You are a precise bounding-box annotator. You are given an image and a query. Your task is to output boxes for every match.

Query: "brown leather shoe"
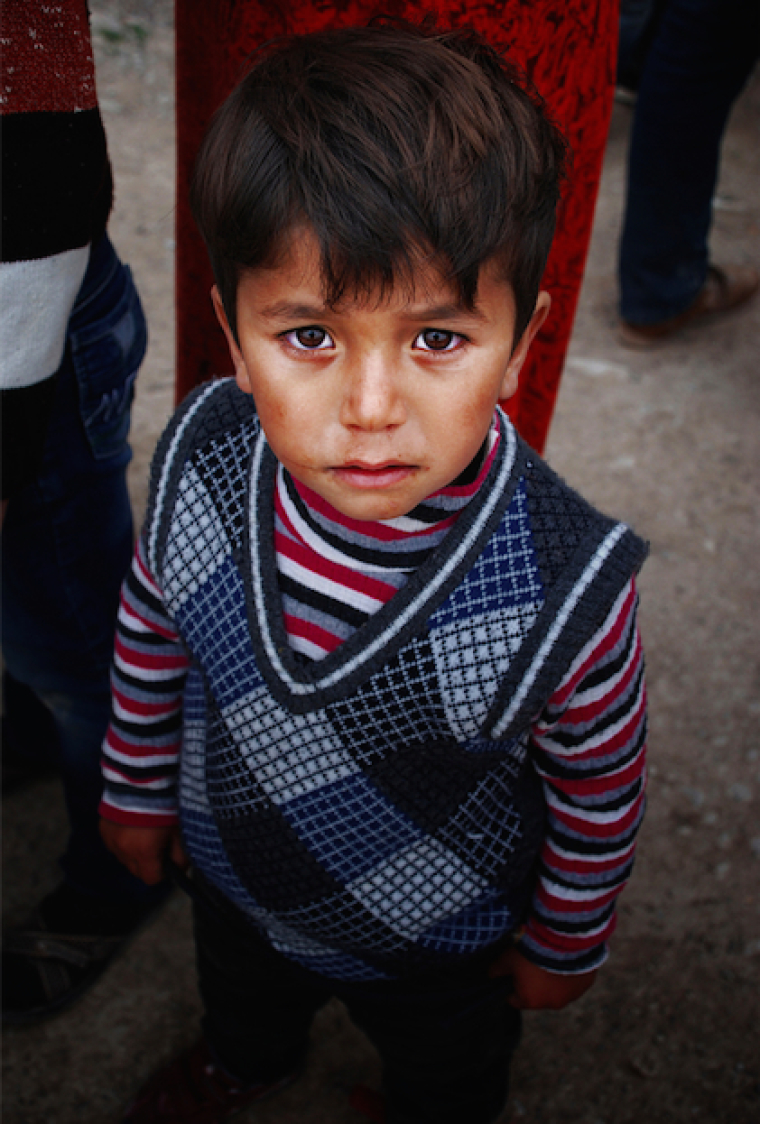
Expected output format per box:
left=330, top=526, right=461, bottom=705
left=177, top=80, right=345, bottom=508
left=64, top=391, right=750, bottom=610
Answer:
left=618, top=263, right=759, bottom=348
left=122, top=1039, right=299, bottom=1123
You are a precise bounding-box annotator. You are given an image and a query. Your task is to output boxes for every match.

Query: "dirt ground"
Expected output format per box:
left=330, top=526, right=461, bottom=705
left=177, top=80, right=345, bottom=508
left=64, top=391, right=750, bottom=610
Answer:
left=3, top=3, right=759, bottom=1122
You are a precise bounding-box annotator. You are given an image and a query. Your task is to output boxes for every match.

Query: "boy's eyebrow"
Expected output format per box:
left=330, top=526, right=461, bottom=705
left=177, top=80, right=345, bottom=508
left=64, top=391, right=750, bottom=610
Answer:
left=258, top=300, right=487, bottom=322
left=259, top=301, right=329, bottom=321
left=405, top=302, right=486, bottom=322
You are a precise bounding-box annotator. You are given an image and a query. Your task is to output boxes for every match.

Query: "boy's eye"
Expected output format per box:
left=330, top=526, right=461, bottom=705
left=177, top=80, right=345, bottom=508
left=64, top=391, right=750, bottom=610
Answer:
left=284, top=326, right=334, bottom=350
left=414, top=329, right=462, bottom=352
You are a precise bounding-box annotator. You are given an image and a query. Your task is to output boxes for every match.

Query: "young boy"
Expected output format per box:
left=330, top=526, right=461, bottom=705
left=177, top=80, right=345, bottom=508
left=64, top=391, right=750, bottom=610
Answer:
left=100, top=23, right=648, bottom=1124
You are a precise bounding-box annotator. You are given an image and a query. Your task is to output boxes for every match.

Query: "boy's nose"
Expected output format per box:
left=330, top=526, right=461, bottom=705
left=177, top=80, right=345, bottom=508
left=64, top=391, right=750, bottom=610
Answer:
left=340, top=353, right=406, bottom=431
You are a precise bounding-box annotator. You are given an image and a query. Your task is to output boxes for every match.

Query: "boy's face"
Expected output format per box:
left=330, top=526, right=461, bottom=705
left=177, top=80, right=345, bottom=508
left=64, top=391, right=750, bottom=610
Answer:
left=214, top=230, right=549, bottom=522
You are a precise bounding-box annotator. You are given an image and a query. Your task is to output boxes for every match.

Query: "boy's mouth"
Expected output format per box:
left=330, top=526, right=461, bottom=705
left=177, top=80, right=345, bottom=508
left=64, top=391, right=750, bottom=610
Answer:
left=332, top=461, right=416, bottom=488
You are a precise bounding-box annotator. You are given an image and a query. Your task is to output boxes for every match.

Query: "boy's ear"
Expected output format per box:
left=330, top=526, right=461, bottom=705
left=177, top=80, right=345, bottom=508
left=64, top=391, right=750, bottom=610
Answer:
left=499, top=291, right=551, bottom=401
left=211, top=286, right=250, bottom=393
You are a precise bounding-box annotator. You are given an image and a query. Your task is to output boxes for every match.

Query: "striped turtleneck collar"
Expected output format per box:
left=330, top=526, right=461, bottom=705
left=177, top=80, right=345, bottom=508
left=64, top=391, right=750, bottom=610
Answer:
left=274, top=414, right=501, bottom=661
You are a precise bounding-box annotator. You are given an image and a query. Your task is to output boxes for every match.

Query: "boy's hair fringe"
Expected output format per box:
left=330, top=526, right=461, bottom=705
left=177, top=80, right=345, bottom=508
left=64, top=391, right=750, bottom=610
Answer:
left=191, top=19, right=568, bottom=343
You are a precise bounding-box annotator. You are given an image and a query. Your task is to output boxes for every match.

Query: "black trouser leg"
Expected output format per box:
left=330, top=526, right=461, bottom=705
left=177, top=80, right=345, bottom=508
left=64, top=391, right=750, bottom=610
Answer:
left=193, top=897, right=330, bottom=1084
left=194, top=889, right=520, bottom=1120
left=340, top=971, right=521, bottom=1124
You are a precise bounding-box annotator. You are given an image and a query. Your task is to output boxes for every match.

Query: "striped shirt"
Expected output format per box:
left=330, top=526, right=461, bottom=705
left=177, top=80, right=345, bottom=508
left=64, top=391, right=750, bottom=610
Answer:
left=101, top=432, right=646, bottom=973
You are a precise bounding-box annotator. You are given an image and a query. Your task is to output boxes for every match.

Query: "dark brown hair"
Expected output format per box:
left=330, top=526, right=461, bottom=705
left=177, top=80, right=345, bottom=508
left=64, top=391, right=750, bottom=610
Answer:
left=191, top=21, right=567, bottom=344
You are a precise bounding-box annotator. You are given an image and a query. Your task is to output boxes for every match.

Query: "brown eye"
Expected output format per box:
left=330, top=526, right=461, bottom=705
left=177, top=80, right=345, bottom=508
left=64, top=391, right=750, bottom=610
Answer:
left=416, top=329, right=459, bottom=351
left=294, top=326, right=329, bottom=349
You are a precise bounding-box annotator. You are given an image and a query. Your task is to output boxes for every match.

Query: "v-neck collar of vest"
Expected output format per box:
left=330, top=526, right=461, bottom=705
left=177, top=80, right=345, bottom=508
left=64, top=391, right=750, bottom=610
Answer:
left=244, top=408, right=526, bottom=709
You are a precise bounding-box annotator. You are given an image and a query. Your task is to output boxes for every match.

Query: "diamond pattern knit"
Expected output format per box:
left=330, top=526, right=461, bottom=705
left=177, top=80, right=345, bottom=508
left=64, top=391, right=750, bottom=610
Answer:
left=103, top=379, right=648, bottom=978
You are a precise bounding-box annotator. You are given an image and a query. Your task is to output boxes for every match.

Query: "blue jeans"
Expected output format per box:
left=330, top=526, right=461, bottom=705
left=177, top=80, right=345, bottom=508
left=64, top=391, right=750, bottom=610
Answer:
left=617, top=0, right=660, bottom=89
left=2, top=235, right=163, bottom=905
left=619, top=0, right=760, bottom=324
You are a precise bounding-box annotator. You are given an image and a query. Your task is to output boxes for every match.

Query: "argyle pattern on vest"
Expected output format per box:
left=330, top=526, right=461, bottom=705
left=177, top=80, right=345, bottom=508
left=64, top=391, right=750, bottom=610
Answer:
left=145, top=379, right=646, bottom=979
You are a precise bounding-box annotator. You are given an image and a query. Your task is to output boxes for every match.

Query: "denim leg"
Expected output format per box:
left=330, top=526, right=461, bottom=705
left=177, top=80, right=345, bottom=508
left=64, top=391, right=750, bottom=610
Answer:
left=617, top=0, right=659, bottom=88
left=1, top=235, right=162, bottom=905
left=2, top=670, right=60, bottom=771
left=619, top=0, right=760, bottom=324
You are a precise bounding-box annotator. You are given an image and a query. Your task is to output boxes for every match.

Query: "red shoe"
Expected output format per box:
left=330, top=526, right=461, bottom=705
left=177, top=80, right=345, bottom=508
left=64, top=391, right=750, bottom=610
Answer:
left=122, top=1039, right=298, bottom=1123
left=350, top=1084, right=387, bottom=1123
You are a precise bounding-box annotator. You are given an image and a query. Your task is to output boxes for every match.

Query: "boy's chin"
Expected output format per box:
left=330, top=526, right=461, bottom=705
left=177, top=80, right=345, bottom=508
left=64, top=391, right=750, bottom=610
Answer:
left=289, top=467, right=430, bottom=523
left=320, top=485, right=424, bottom=524
left=324, top=494, right=420, bottom=523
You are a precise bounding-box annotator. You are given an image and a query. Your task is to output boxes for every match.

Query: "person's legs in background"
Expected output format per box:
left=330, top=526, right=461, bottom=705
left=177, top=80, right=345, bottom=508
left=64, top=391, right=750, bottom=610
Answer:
left=618, top=0, right=760, bottom=339
left=617, top=0, right=662, bottom=94
left=2, top=671, right=60, bottom=789
left=2, top=234, right=169, bottom=1024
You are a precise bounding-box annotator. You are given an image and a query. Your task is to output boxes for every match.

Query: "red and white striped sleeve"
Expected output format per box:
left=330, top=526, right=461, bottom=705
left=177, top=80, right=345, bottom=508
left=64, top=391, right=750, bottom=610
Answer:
left=521, top=577, right=647, bottom=974
left=99, top=536, right=189, bottom=826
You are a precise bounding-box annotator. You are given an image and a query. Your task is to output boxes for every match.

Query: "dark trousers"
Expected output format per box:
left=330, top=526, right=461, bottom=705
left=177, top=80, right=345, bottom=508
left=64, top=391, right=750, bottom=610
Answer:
left=1, top=235, right=162, bottom=907
left=619, top=0, right=760, bottom=323
left=193, top=893, right=521, bottom=1124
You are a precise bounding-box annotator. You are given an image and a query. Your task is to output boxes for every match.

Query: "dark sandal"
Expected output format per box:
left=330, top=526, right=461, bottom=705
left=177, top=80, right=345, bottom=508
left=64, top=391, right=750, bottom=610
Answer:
left=2, top=908, right=126, bottom=1025
left=2, top=880, right=171, bottom=1027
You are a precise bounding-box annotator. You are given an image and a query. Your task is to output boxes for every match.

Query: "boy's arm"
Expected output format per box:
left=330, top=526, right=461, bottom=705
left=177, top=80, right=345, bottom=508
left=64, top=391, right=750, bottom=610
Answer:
left=99, top=537, right=190, bottom=872
left=515, top=578, right=647, bottom=992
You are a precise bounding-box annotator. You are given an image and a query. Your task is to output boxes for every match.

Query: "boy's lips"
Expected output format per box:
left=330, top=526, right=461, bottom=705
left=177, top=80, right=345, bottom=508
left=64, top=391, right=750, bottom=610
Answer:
left=331, top=461, right=417, bottom=488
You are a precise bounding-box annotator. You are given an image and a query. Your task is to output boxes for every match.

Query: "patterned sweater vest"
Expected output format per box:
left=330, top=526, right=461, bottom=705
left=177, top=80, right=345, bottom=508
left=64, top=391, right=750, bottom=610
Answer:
left=145, top=379, right=647, bottom=980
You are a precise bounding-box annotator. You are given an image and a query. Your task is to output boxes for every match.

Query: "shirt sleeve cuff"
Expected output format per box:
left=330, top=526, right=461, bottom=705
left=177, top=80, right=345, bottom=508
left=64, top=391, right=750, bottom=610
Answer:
left=98, top=799, right=179, bottom=829
left=516, top=928, right=609, bottom=975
